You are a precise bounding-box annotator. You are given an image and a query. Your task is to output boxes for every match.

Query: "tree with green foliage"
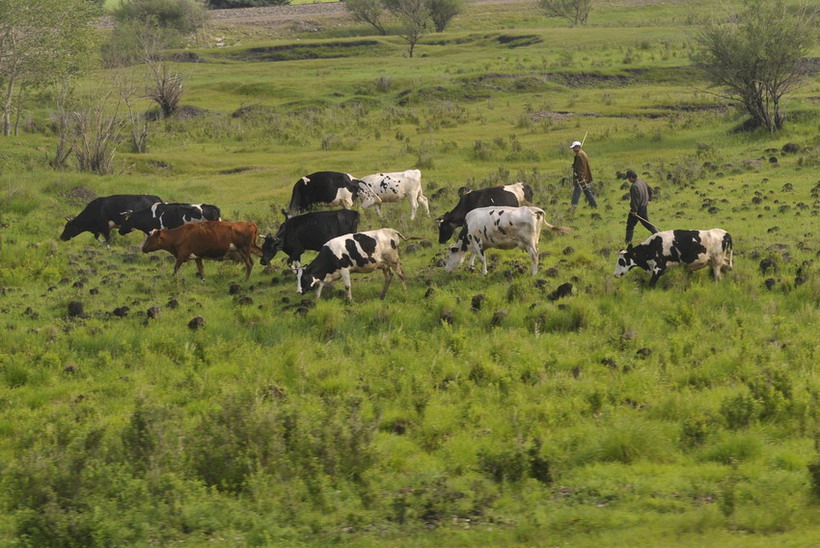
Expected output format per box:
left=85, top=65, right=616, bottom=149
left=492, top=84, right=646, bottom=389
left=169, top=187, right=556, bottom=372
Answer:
left=0, top=0, right=100, bottom=136
left=345, top=0, right=388, bottom=35
left=691, top=0, right=817, bottom=133
left=384, top=0, right=431, bottom=58
left=537, top=0, right=593, bottom=26
left=427, top=0, right=463, bottom=32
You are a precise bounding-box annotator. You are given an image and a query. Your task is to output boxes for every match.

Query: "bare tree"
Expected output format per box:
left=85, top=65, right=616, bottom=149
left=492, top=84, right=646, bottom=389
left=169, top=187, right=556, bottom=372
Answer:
left=345, top=0, right=388, bottom=35
left=385, top=0, right=431, bottom=58
left=58, top=92, right=127, bottom=175
left=692, top=0, right=817, bottom=132
left=537, top=0, right=593, bottom=26
left=146, top=62, right=184, bottom=119
left=113, top=70, right=150, bottom=153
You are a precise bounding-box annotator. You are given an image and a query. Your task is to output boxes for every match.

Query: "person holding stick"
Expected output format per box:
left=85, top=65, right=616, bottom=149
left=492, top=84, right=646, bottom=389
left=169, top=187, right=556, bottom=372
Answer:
left=624, top=169, right=659, bottom=244
left=569, top=139, right=598, bottom=209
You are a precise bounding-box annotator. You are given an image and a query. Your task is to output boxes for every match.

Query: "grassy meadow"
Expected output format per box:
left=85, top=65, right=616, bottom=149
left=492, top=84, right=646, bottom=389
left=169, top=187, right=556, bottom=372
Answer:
left=1, top=0, right=819, bottom=545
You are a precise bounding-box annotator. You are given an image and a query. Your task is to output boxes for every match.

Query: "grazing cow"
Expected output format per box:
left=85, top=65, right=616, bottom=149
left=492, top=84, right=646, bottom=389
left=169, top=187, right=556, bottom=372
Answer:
left=357, top=169, right=430, bottom=220
left=142, top=221, right=263, bottom=281
left=118, top=202, right=221, bottom=236
left=436, top=182, right=533, bottom=243
left=444, top=206, right=570, bottom=276
left=613, top=229, right=733, bottom=287
left=296, top=229, right=407, bottom=301
left=261, top=209, right=360, bottom=268
left=287, top=171, right=364, bottom=213
left=60, top=194, right=162, bottom=244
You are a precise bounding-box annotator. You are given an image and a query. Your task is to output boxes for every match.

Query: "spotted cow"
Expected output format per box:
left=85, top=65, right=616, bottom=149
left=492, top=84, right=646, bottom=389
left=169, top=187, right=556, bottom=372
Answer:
left=296, top=228, right=407, bottom=301
left=286, top=171, right=364, bottom=213
left=613, top=229, right=733, bottom=287
left=357, top=169, right=430, bottom=220
left=436, top=182, right=533, bottom=243
left=444, top=206, right=570, bottom=276
left=60, top=194, right=162, bottom=244
left=118, top=202, right=221, bottom=236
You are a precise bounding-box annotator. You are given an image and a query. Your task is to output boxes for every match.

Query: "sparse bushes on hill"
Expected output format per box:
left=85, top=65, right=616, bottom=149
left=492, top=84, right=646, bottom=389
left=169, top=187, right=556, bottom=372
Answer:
left=206, top=0, right=290, bottom=7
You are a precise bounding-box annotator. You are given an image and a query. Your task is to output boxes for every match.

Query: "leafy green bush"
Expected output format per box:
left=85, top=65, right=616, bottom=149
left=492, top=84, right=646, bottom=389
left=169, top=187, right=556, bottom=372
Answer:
left=113, top=0, right=208, bottom=34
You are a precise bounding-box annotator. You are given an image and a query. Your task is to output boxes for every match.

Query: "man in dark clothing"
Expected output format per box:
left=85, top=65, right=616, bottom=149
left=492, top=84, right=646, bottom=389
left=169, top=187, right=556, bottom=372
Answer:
left=624, top=169, right=659, bottom=244
left=570, top=141, right=598, bottom=209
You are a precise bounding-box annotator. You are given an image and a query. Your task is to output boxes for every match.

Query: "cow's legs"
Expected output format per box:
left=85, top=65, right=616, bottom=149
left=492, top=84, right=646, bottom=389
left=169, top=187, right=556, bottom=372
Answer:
left=340, top=269, right=354, bottom=301
left=528, top=245, right=539, bottom=276
left=315, top=281, right=325, bottom=299
left=374, top=204, right=383, bottom=218
left=409, top=196, right=418, bottom=220
left=418, top=194, right=430, bottom=217
left=648, top=270, right=663, bottom=288
left=479, top=249, right=488, bottom=276
left=379, top=266, right=393, bottom=299
left=395, top=261, right=407, bottom=290
left=240, top=251, right=253, bottom=281
left=194, top=258, right=205, bottom=280
left=711, top=260, right=722, bottom=281
left=173, top=258, right=187, bottom=276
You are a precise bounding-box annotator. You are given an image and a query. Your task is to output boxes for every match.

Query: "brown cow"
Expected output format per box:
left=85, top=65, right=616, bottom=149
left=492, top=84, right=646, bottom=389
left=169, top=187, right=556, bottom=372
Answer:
left=142, top=221, right=263, bottom=281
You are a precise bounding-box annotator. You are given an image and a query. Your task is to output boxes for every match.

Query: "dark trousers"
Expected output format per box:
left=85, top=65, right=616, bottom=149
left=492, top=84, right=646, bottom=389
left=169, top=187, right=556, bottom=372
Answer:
left=625, top=206, right=658, bottom=243
left=571, top=183, right=597, bottom=208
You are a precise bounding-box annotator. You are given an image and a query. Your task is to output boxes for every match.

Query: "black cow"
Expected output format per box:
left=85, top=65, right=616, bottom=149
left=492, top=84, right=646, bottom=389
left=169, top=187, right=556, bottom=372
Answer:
left=60, top=194, right=162, bottom=244
left=287, top=171, right=364, bottom=213
left=436, top=182, right=533, bottom=243
left=261, top=209, right=360, bottom=268
left=613, top=229, right=734, bottom=287
left=118, top=202, right=221, bottom=236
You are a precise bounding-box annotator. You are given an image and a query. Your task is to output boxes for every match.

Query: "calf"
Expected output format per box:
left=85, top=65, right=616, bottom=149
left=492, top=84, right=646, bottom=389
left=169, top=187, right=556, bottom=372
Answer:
left=261, top=209, right=360, bottom=268
left=357, top=169, right=430, bottom=220
left=119, top=202, right=221, bottom=236
left=287, top=171, right=364, bottom=213
left=142, top=221, right=263, bottom=281
left=436, top=182, right=533, bottom=243
left=444, top=206, right=570, bottom=276
left=613, top=229, right=733, bottom=287
left=60, top=194, right=162, bottom=244
left=296, top=229, right=407, bottom=301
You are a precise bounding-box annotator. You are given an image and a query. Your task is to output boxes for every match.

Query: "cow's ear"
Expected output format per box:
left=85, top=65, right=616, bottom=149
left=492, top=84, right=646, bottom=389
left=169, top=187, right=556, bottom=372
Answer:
left=434, top=217, right=443, bottom=224
left=65, top=216, right=73, bottom=222
left=626, top=243, right=633, bottom=252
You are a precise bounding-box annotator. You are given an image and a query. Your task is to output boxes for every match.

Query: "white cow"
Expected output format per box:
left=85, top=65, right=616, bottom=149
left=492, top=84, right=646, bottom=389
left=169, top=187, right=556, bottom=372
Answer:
left=296, top=228, right=407, bottom=301
left=357, top=169, right=430, bottom=220
left=444, top=206, right=570, bottom=276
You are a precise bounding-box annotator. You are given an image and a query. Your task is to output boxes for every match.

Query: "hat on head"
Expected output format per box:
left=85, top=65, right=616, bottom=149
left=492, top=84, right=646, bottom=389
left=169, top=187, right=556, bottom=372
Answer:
left=626, top=169, right=637, bottom=179
left=570, top=141, right=582, bottom=148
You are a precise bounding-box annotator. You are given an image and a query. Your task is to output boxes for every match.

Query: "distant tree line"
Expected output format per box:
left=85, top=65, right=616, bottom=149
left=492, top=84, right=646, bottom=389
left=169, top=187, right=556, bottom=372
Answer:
left=206, top=0, right=290, bottom=7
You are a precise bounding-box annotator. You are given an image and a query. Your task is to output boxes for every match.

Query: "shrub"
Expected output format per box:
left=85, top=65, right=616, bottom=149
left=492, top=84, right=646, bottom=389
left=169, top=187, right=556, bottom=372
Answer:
left=113, top=0, right=208, bottom=35
left=207, top=0, right=289, bottom=6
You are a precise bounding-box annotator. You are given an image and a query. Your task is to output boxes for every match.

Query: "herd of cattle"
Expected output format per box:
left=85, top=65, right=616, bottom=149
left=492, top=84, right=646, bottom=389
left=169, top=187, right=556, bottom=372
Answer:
left=59, top=170, right=734, bottom=299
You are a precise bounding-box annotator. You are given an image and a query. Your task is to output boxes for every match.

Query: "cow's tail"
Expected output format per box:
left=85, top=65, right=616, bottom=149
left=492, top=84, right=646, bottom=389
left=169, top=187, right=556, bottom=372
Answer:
left=723, top=232, right=733, bottom=271
left=544, top=223, right=571, bottom=235
left=393, top=230, right=422, bottom=241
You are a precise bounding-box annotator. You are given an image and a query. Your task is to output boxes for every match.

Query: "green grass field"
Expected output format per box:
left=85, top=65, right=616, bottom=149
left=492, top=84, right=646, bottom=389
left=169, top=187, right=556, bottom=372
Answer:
left=1, top=0, right=819, bottom=545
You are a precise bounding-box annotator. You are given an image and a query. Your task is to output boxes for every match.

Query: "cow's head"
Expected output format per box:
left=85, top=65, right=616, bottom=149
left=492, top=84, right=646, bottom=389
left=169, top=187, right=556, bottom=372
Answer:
left=614, top=245, right=638, bottom=277
left=296, top=266, right=319, bottom=295
left=444, top=243, right=467, bottom=272
left=436, top=218, right=458, bottom=244
left=59, top=216, right=79, bottom=241
left=118, top=210, right=134, bottom=236
left=260, top=233, right=282, bottom=266
left=142, top=229, right=163, bottom=253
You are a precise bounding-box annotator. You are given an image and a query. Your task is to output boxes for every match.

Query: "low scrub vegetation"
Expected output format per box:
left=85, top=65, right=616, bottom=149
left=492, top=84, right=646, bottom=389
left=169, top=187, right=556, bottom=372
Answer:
left=0, top=0, right=818, bottom=545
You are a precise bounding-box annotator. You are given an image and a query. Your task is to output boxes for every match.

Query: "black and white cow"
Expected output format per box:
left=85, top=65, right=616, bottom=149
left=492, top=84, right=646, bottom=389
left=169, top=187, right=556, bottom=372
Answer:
left=60, top=194, right=163, bottom=244
left=357, top=169, right=430, bottom=220
left=286, top=171, right=364, bottom=213
left=444, top=206, right=570, bottom=276
left=260, top=209, right=360, bottom=268
left=436, top=182, right=533, bottom=243
left=613, top=229, right=733, bottom=287
left=118, top=202, right=221, bottom=236
left=296, top=228, right=407, bottom=301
